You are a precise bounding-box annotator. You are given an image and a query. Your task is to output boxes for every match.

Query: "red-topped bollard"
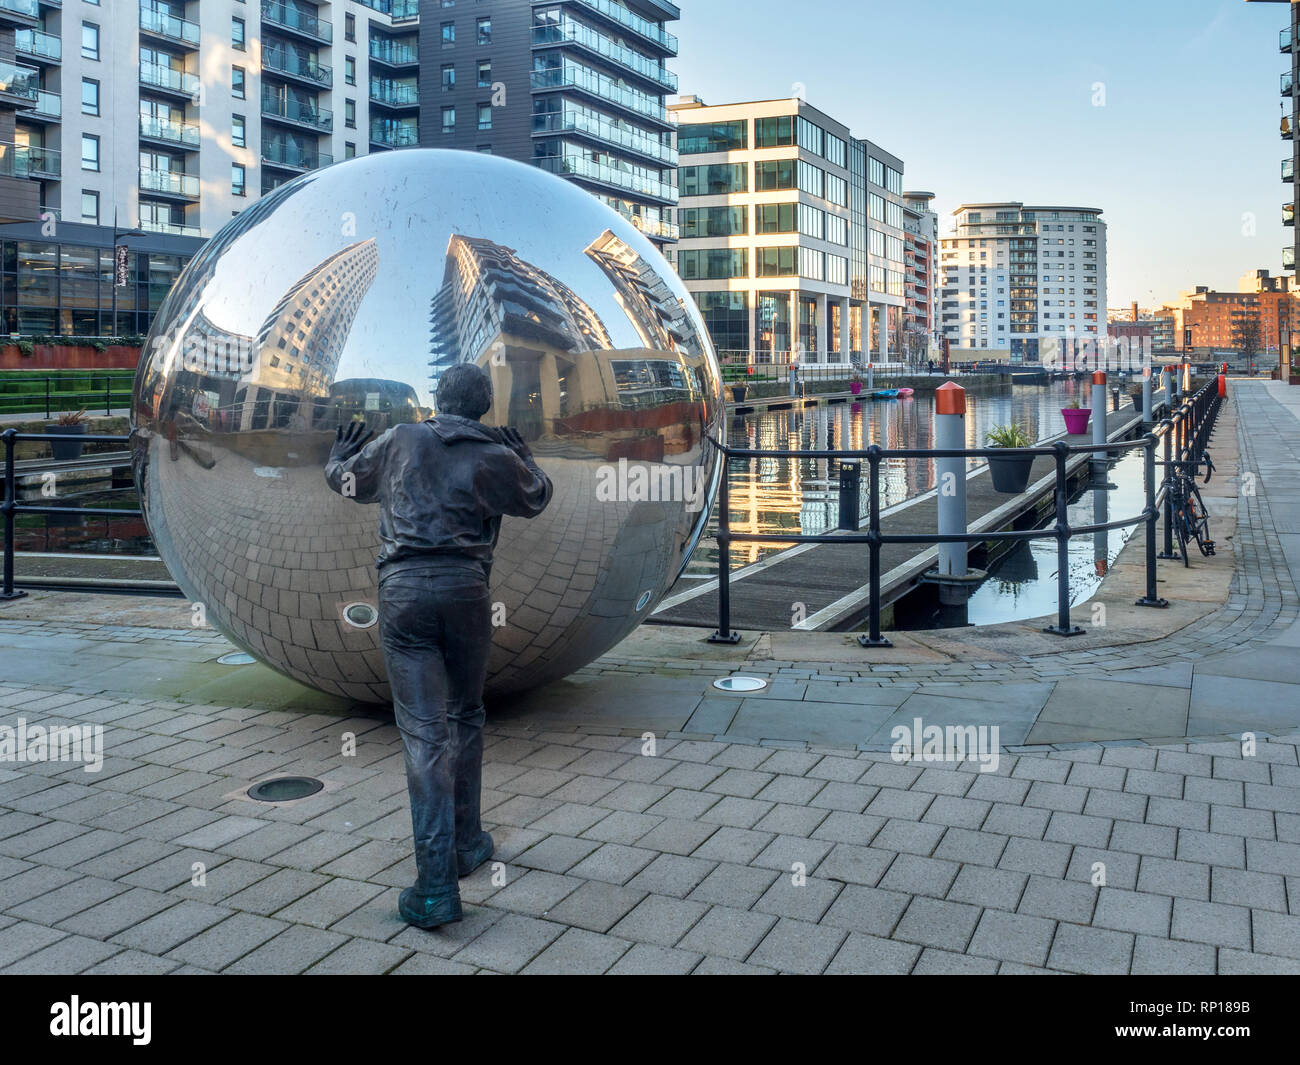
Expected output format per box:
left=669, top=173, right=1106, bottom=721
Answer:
left=1091, top=370, right=1107, bottom=471
left=1218, top=373, right=1227, bottom=398
left=935, top=382, right=967, bottom=580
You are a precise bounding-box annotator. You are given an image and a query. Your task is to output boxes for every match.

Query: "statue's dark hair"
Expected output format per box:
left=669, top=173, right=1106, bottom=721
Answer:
left=436, top=363, right=493, bottom=420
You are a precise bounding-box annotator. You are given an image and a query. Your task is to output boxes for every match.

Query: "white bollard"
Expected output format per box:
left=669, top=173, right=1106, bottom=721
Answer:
left=935, top=382, right=966, bottom=578
left=1141, top=365, right=1153, bottom=427
left=1091, top=370, right=1107, bottom=470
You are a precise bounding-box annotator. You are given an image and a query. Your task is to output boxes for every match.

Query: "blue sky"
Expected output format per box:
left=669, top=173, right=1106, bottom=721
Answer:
left=673, top=0, right=1287, bottom=309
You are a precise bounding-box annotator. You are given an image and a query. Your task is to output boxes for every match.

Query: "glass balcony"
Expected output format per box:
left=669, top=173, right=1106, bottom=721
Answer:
left=0, top=142, right=59, bottom=178
left=1285, top=71, right=1295, bottom=96
left=359, top=0, right=419, bottom=17
left=14, top=27, right=59, bottom=61
left=533, top=106, right=677, bottom=166
left=140, top=167, right=200, bottom=198
left=1285, top=246, right=1296, bottom=269
left=0, top=60, right=39, bottom=102
left=262, top=50, right=333, bottom=87
left=1286, top=203, right=1295, bottom=226
left=1285, top=158, right=1294, bottom=182
left=262, top=140, right=333, bottom=171
left=369, top=121, right=418, bottom=147
left=533, top=19, right=678, bottom=91
left=0, top=0, right=39, bottom=20
left=140, top=62, right=200, bottom=96
left=31, top=88, right=59, bottom=120
left=140, top=114, right=201, bottom=148
left=141, top=218, right=202, bottom=238
left=536, top=154, right=676, bottom=203
left=570, top=0, right=677, bottom=53
left=261, top=1, right=333, bottom=44
left=1283, top=26, right=1294, bottom=51
left=262, top=88, right=334, bottom=131
left=369, top=79, right=418, bottom=107
left=369, top=38, right=418, bottom=66
left=139, top=6, right=200, bottom=47
left=531, top=61, right=670, bottom=125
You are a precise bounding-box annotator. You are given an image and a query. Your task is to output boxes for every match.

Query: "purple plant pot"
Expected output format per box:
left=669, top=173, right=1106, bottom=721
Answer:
left=850, top=381, right=862, bottom=395
left=1061, top=407, right=1091, bottom=435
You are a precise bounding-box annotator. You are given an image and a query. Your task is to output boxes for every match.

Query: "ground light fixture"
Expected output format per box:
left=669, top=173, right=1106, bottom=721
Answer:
left=216, top=652, right=256, bottom=665
left=712, top=675, right=769, bottom=693
left=247, top=777, right=325, bottom=802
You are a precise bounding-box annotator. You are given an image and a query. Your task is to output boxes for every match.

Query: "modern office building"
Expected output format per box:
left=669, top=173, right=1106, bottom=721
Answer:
left=901, top=190, right=937, bottom=358
left=1246, top=0, right=1298, bottom=276
left=0, top=0, right=422, bottom=335
left=939, top=202, right=1107, bottom=363
left=419, top=0, right=680, bottom=245
left=668, top=94, right=907, bottom=365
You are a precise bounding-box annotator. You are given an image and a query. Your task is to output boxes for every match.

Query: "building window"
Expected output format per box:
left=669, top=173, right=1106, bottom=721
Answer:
left=679, top=163, right=747, bottom=196
left=477, top=59, right=491, bottom=87
left=677, top=120, right=747, bottom=154
left=232, top=17, right=246, bottom=51
left=679, top=206, right=747, bottom=238
left=676, top=248, right=748, bottom=280
left=345, top=13, right=356, bottom=41
left=756, top=247, right=798, bottom=277
left=232, top=163, right=246, bottom=197
left=232, top=113, right=246, bottom=147
left=81, top=134, right=100, bottom=171
left=754, top=158, right=795, bottom=191
left=477, top=103, right=491, bottom=130
left=755, top=203, right=796, bottom=234
left=81, top=22, right=100, bottom=60
left=441, top=64, right=455, bottom=91
left=81, top=190, right=100, bottom=225
left=345, top=99, right=356, bottom=128
left=232, top=67, right=246, bottom=99
left=81, top=78, right=99, bottom=116
left=442, top=106, right=455, bottom=134
left=754, top=115, right=793, bottom=148
left=477, top=17, right=490, bottom=44
left=441, top=21, right=455, bottom=47
left=345, top=57, right=356, bottom=85
left=345, top=142, right=357, bottom=159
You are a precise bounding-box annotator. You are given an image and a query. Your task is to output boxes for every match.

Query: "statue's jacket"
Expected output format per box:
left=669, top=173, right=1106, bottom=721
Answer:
left=325, top=413, right=552, bottom=581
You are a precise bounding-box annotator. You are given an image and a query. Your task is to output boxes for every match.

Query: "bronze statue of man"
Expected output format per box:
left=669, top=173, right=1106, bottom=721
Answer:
left=325, top=363, right=552, bottom=928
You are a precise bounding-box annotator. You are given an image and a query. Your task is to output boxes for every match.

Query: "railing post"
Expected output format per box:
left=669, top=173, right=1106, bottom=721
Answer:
left=1136, top=432, right=1169, bottom=609
left=858, top=445, right=892, bottom=648
left=1044, top=440, right=1083, bottom=636
left=105, top=376, right=111, bottom=416
left=1, top=429, right=26, bottom=601
left=44, top=377, right=50, bottom=420
left=708, top=443, right=740, bottom=644
left=1158, top=416, right=1177, bottom=559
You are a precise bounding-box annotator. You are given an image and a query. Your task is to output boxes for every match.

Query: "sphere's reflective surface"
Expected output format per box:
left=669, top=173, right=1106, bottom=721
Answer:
left=132, top=150, right=723, bottom=702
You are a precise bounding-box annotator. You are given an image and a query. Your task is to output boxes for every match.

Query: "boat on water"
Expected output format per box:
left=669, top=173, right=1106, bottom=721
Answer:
left=896, top=387, right=914, bottom=397
left=870, top=388, right=900, bottom=399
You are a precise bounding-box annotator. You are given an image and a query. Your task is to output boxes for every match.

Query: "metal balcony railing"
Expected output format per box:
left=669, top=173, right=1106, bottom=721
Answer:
left=140, top=114, right=201, bottom=148
left=139, top=62, right=200, bottom=96
left=0, top=141, right=59, bottom=178
left=14, top=27, right=59, bottom=61
left=139, top=167, right=199, bottom=198
left=261, top=1, right=333, bottom=43
left=261, top=89, right=334, bottom=131
left=139, top=6, right=200, bottom=46
left=262, top=50, right=333, bottom=87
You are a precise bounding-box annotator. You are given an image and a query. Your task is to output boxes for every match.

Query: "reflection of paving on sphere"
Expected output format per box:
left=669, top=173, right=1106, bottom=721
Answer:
left=132, top=150, right=723, bottom=704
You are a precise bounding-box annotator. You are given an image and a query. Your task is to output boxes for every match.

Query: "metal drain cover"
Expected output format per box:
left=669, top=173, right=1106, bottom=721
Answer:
left=712, top=675, right=769, bottom=693
left=247, top=777, right=324, bottom=803
left=217, top=652, right=255, bottom=665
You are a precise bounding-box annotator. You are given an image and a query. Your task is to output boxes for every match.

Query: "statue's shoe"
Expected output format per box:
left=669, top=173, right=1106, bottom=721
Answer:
left=398, top=887, right=463, bottom=929
left=457, top=831, right=495, bottom=878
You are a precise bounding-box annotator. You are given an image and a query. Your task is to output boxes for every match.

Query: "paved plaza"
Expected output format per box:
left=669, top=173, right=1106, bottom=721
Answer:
left=0, top=381, right=1297, bottom=973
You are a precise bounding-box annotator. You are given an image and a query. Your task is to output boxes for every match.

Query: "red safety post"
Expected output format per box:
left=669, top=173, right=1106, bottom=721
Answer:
left=1218, top=373, right=1227, bottom=398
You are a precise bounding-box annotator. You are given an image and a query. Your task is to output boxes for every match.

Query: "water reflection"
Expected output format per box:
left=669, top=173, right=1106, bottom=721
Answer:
left=688, top=380, right=1095, bottom=574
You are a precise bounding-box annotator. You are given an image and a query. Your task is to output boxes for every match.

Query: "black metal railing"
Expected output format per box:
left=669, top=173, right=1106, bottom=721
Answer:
left=0, top=430, right=140, bottom=599
left=0, top=375, right=133, bottom=418
left=707, top=380, right=1223, bottom=645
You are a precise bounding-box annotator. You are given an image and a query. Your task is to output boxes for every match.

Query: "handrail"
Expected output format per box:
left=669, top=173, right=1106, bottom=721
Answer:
left=1, top=429, right=141, bottom=600
left=706, top=379, right=1223, bottom=645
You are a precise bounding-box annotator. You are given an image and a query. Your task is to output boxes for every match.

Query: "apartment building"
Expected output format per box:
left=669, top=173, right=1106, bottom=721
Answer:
left=420, top=0, right=680, bottom=245
left=902, top=189, right=937, bottom=357
left=940, top=202, right=1108, bottom=363
left=668, top=94, right=907, bottom=365
left=1247, top=0, right=1298, bottom=276
left=0, top=0, right=423, bottom=335
left=1160, top=269, right=1297, bottom=354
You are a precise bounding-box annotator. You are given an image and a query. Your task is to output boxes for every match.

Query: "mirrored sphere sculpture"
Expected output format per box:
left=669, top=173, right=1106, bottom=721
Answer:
left=132, top=150, right=724, bottom=702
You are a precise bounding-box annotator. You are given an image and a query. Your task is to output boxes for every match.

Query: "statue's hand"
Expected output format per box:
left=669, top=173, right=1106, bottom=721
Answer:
left=329, top=420, right=373, bottom=464
left=499, top=426, right=532, bottom=459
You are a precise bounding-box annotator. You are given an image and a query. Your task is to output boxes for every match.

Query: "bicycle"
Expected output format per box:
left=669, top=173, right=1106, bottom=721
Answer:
left=1167, top=453, right=1216, bottom=566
